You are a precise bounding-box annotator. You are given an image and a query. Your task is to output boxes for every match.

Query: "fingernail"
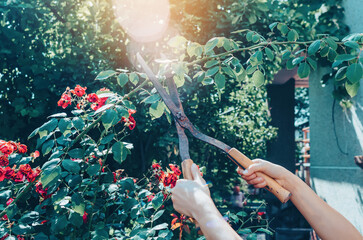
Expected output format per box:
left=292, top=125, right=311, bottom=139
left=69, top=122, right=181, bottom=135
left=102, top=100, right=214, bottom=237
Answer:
left=242, top=169, right=248, bottom=175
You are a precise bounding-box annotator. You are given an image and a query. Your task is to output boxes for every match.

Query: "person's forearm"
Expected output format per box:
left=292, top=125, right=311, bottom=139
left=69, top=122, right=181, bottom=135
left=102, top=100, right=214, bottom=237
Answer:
left=193, top=200, right=241, bottom=240
left=285, top=172, right=362, bottom=240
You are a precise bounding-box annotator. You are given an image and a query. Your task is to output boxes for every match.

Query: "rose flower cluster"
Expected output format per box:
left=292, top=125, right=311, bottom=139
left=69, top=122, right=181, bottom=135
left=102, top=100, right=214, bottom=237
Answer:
left=152, top=163, right=182, bottom=188
left=0, top=140, right=41, bottom=183
left=57, top=85, right=136, bottom=130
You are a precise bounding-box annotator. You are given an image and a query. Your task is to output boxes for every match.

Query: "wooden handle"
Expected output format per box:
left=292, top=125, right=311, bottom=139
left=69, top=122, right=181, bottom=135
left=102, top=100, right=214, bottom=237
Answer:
left=228, top=148, right=291, bottom=203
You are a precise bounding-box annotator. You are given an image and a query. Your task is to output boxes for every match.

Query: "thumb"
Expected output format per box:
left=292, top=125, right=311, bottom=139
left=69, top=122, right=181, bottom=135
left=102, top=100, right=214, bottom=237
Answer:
left=191, top=164, right=204, bottom=184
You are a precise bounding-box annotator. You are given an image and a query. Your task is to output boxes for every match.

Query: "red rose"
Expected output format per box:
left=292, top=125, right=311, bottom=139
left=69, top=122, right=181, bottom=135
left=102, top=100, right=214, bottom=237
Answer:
left=0, top=168, right=5, bottom=182
left=169, top=164, right=181, bottom=176
left=17, top=144, right=27, bottom=154
left=0, top=155, right=9, bottom=167
left=13, top=171, right=25, bottom=183
left=4, top=167, right=14, bottom=179
left=163, top=173, right=178, bottom=188
left=30, top=150, right=40, bottom=159
left=0, top=142, right=14, bottom=155
left=152, top=163, right=161, bottom=170
left=40, top=220, right=48, bottom=224
left=72, top=85, right=87, bottom=97
left=87, top=93, right=99, bottom=103
left=57, top=93, right=72, bottom=109
left=19, top=164, right=32, bottom=175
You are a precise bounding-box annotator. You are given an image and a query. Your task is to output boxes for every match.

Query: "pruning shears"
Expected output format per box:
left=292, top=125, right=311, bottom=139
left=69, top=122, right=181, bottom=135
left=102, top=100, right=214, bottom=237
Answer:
left=137, top=53, right=291, bottom=203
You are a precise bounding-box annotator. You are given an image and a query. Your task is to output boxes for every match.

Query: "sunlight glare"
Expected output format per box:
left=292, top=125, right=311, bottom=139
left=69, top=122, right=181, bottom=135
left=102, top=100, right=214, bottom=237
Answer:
left=113, top=0, right=170, bottom=42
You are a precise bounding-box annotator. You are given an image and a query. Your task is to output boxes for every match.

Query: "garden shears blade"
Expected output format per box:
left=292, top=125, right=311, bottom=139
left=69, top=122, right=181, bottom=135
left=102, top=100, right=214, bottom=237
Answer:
left=136, top=53, right=291, bottom=203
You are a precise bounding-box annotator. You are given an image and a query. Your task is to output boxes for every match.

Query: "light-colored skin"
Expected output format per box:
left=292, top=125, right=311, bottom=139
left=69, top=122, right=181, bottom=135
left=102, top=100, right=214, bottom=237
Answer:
left=171, top=161, right=363, bottom=240
left=171, top=164, right=241, bottom=240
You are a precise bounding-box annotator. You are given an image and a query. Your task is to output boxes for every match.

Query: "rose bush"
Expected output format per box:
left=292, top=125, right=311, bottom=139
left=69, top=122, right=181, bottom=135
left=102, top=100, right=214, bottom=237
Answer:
left=0, top=85, right=270, bottom=239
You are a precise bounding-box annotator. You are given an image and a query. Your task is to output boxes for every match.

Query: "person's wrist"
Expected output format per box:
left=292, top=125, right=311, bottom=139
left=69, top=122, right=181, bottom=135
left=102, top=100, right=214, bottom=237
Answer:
left=192, top=196, right=219, bottom=220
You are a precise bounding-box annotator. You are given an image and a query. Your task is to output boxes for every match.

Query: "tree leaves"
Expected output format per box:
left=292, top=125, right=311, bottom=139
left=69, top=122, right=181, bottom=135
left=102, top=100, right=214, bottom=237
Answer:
left=117, top=73, right=129, bottom=87
left=112, top=142, right=129, bottom=163
left=251, top=70, right=264, bottom=87
left=308, top=40, right=321, bottom=56
left=346, top=63, right=363, bottom=83
left=95, top=70, right=117, bottom=80
left=297, top=62, right=310, bottom=78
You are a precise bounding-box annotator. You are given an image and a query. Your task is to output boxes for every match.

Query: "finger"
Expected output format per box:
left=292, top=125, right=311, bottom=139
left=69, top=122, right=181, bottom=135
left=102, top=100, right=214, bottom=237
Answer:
left=247, top=177, right=264, bottom=185
left=254, top=181, right=267, bottom=188
left=241, top=173, right=258, bottom=181
left=245, top=159, right=267, bottom=175
left=191, top=163, right=204, bottom=184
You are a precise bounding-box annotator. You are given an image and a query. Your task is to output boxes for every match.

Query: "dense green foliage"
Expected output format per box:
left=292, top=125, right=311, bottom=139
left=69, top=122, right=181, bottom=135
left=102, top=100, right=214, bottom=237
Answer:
left=0, top=0, right=362, bottom=239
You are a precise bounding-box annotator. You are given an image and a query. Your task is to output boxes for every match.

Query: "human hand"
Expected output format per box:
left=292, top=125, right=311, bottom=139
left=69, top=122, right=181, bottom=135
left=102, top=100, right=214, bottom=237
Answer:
left=237, top=159, right=293, bottom=191
left=171, top=163, right=213, bottom=219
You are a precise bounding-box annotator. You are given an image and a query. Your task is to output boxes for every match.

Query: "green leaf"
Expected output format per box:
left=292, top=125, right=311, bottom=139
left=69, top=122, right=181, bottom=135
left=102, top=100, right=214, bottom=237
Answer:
left=335, top=66, right=347, bottom=81
left=142, top=95, right=160, bottom=105
left=202, top=77, right=214, bottom=85
left=152, top=223, right=168, bottom=231
left=345, top=81, right=360, bottom=97
left=328, top=50, right=337, bottom=62
left=308, top=40, right=321, bottom=56
left=19, top=211, right=39, bottom=225
left=335, top=54, right=356, bottom=61
left=87, top=164, right=101, bottom=176
left=306, top=57, right=317, bottom=71
left=100, top=133, right=115, bottom=144
left=326, top=37, right=337, bottom=50
left=152, top=192, right=164, bottom=210
left=292, top=56, right=305, bottom=66
left=39, top=118, right=58, bottom=132
left=265, top=48, right=274, bottom=61
left=214, top=73, right=226, bottom=89
left=346, top=63, right=363, bottom=83
left=173, top=75, right=185, bottom=88
left=72, top=117, right=85, bottom=130
left=153, top=210, right=165, bottom=221
left=69, top=211, right=83, bottom=228
left=282, top=50, right=291, bottom=60
left=246, top=31, right=253, bottom=41
left=62, top=159, right=80, bottom=173
left=204, top=60, right=219, bottom=68
left=277, top=23, right=288, bottom=35
left=252, top=34, right=260, bottom=43
left=344, top=41, right=360, bottom=49
left=68, top=148, right=84, bottom=159
left=117, top=73, right=129, bottom=87
left=149, top=101, right=165, bottom=119
left=251, top=70, right=264, bottom=88
left=286, top=59, right=294, bottom=70
left=205, top=38, right=219, bottom=53
left=168, top=36, right=187, bottom=48
left=95, top=70, right=117, bottom=80
left=58, top=118, right=71, bottom=134
left=42, top=140, right=55, bottom=155
left=287, top=29, right=299, bottom=41
left=41, top=165, right=61, bottom=188
left=102, top=109, right=117, bottom=130
left=297, top=62, right=310, bottom=78
left=269, top=22, right=278, bottom=31
left=129, top=73, right=139, bottom=85
left=112, top=142, right=129, bottom=163
left=320, top=46, right=330, bottom=57
left=205, top=66, right=219, bottom=77
left=28, top=128, right=39, bottom=140
left=257, top=228, right=273, bottom=235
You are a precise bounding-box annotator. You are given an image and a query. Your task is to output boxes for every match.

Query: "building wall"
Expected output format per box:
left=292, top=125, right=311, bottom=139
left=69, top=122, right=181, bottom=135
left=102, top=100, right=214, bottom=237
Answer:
left=309, top=0, right=363, bottom=233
